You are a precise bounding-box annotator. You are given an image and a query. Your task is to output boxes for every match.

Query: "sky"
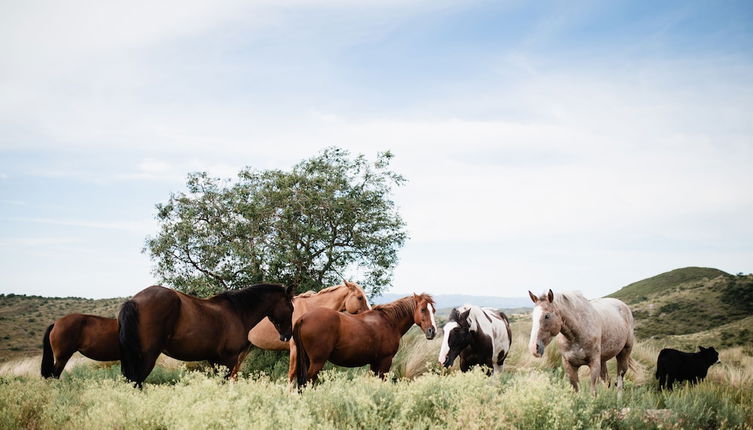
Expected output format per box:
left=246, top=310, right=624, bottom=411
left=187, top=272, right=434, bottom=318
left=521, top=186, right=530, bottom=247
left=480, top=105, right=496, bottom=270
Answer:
left=1, top=0, right=752, bottom=299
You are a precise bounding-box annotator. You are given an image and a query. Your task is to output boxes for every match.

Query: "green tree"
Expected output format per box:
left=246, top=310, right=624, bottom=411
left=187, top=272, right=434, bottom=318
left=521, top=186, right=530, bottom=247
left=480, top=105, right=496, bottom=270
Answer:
left=145, top=147, right=406, bottom=297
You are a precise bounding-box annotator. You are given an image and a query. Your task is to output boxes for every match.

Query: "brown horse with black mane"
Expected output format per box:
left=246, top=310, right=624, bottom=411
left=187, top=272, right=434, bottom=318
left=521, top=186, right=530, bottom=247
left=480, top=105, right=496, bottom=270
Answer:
left=41, top=314, right=119, bottom=378
left=293, top=293, right=437, bottom=387
left=119, top=283, right=294, bottom=387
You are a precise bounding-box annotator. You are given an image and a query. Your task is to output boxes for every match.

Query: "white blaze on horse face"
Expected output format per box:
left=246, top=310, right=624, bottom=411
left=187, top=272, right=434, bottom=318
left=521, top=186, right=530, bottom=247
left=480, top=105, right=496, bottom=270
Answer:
left=529, top=305, right=544, bottom=356
left=428, top=303, right=437, bottom=332
left=438, top=321, right=458, bottom=364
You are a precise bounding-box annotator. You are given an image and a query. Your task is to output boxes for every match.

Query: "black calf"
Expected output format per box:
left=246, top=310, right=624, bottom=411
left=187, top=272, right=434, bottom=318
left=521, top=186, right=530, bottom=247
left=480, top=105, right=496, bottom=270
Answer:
left=655, top=346, right=719, bottom=390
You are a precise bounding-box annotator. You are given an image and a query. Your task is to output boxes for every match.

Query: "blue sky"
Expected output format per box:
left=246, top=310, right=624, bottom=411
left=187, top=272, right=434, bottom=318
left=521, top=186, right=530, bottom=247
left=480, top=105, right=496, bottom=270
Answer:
left=1, top=0, right=752, bottom=299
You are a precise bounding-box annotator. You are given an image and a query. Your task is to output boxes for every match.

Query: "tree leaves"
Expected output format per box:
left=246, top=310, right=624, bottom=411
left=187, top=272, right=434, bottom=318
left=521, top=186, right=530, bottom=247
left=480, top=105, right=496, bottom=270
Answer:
left=144, top=147, right=406, bottom=298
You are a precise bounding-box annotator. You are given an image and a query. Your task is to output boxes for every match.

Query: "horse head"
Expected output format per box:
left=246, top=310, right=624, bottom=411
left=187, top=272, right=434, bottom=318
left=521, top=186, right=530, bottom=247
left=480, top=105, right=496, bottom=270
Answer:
left=528, top=289, right=562, bottom=357
left=412, top=293, right=437, bottom=340
left=342, top=280, right=371, bottom=314
left=268, top=284, right=296, bottom=342
left=438, top=307, right=472, bottom=368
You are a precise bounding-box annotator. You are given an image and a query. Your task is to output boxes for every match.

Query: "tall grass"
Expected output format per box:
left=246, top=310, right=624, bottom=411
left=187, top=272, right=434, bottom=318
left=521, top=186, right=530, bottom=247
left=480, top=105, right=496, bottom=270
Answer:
left=1, top=317, right=751, bottom=429
left=1, top=366, right=751, bottom=429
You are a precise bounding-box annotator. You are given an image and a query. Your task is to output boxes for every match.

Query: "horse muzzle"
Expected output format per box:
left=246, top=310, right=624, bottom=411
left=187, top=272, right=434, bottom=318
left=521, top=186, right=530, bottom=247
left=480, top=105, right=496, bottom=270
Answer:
left=280, top=334, right=292, bottom=342
left=425, top=327, right=436, bottom=340
left=530, top=342, right=544, bottom=358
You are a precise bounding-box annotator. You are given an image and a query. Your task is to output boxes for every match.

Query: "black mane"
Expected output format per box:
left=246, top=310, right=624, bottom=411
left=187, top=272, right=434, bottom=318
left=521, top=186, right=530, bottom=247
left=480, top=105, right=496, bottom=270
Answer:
left=215, top=283, right=287, bottom=311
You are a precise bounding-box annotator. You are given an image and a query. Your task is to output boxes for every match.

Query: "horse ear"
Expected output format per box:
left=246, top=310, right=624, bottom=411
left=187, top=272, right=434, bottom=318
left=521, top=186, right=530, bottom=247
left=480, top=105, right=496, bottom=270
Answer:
left=699, top=346, right=705, bottom=352
left=285, top=284, right=295, bottom=297
left=528, top=291, right=538, bottom=303
left=459, top=309, right=471, bottom=328
left=547, top=289, right=554, bottom=303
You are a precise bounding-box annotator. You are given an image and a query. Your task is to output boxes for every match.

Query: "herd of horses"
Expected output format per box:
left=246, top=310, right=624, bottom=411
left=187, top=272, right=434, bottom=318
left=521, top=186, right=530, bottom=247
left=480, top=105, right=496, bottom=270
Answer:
left=39, top=282, right=714, bottom=392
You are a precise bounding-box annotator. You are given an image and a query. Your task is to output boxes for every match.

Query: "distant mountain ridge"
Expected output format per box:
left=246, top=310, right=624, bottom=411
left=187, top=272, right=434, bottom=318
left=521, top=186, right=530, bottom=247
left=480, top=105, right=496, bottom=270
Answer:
left=373, top=293, right=531, bottom=311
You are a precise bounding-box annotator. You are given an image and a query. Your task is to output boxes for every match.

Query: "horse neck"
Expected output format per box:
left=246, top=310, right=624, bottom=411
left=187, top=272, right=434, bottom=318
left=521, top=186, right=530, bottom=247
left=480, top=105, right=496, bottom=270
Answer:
left=554, top=298, right=593, bottom=344
left=301, top=287, right=348, bottom=311
left=228, top=291, right=279, bottom=328
left=376, top=299, right=416, bottom=335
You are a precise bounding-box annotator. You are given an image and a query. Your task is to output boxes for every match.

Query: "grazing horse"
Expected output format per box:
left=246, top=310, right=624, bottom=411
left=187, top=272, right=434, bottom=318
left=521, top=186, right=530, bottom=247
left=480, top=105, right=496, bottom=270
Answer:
left=528, top=289, right=634, bottom=394
left=438, top=305, right=512, bottom=375
left=247, top=280, right=371, bottom=381
left=293, top=293, right=437, bottom=387
left=119, top=284, right=294, bottom=387
left=41, top=314, right=119, bottom=378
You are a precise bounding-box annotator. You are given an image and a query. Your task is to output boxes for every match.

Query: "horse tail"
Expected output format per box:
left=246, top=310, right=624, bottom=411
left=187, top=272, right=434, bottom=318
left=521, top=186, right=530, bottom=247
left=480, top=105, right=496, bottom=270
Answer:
left=293, top=321, right=309, bottom=389
left=41, top=324, right=55, bottom=378
left=118, top=300, right=143, bottom=384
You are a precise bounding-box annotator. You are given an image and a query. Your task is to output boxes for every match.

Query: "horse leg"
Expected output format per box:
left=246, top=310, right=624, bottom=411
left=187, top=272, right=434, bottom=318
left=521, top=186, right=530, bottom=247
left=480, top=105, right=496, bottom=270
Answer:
left=562, top=359, right=580, bottom=392
left=616, top=345, right=632, bottom=391
left=306, top=360, right=325, bottom=384
left=52, top=350, right=74, bottom=378
left=600, top=361, right=610, bottom=387
left=229, top=347, right=252, bottom=380
left=589, top=359, right=601, bottom=395
left=370, top=357, right=393, bottom=380
left=287, top=341, right=297, bottom=385
left=135, top=350, right=160, bottom=388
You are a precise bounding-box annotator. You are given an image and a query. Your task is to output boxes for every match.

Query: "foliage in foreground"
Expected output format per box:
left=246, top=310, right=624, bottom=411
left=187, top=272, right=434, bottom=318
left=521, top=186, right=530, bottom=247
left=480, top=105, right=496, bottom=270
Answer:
left=1, top=366, right=751, bottom=430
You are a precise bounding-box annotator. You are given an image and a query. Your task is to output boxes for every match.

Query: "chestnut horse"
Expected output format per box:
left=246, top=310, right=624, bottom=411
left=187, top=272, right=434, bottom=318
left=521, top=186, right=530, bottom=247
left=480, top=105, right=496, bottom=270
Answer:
left=119, top=284, right=294, bottom=387
left=293, top=293, right=437, bottom=387
left=528, top=289, right=635, bottom=394
left=41, top=314, right=118, bottom=378
left=247, top=280, right=371, bottom=381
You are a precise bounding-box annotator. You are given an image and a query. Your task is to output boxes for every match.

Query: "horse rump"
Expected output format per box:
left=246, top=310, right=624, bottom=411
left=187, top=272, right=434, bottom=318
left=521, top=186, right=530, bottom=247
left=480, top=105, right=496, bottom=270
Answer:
left=118, top=300, right=144, bottom=386
left=293, top=321, right=309, bottom=389
left=41, top=323, right=55, bottom=378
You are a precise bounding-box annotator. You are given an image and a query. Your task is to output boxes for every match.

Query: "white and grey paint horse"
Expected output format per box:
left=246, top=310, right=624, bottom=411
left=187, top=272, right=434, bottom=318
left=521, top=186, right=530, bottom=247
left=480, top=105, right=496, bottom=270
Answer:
left=438, top=305, right=512, bottom=374
left=528, top=289, right=635, bottom=393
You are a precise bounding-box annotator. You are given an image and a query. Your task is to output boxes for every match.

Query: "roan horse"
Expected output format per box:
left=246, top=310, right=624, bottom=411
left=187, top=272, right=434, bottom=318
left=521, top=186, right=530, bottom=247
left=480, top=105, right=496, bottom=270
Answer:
left=41, top=314, right=119, bottom=378
left=438, top=305, right=512, bottom=375
left=119, top=284, right=294, bottom=387
left=293, top=293, right=437, bottom=387
left=247, top=280, right=371, bottom=381
left=528, top=289, right=635, bottom=393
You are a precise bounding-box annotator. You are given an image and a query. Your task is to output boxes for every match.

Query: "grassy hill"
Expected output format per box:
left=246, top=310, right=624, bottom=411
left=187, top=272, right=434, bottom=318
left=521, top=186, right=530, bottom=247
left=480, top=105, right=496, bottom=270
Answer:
left=608, top=266, right=729, bottom=303
left=0, top=294, right=124, bottom=363
left=608, top=268, right=753, bottom=347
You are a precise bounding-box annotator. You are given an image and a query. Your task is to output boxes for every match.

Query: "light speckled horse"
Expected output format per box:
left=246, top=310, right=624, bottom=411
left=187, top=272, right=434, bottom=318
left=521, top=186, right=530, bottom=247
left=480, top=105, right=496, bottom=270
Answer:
left=528, top=289, right=634, bottom=393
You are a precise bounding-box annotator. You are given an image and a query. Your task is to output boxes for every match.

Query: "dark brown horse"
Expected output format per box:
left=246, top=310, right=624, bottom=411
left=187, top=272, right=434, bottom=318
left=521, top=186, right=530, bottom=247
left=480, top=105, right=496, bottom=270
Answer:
left=41, top=314, right=119, bottom=378
left=293, top=293, right=437, bottom=387
left=119, top=284, right=294, bottom=387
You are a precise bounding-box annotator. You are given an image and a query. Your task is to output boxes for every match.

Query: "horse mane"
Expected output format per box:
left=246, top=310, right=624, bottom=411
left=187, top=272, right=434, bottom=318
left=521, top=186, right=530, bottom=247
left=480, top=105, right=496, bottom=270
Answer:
left=296, top=284, right=342, bottom=298
left=215, top=283, right=287, bottom=310
left=374, top=294, right=434, bottom=322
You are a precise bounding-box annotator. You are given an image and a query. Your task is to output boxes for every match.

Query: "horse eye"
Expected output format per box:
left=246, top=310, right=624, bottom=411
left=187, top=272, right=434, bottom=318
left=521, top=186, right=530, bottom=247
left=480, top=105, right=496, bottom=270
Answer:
left=544, top=314, right=550, bottom=319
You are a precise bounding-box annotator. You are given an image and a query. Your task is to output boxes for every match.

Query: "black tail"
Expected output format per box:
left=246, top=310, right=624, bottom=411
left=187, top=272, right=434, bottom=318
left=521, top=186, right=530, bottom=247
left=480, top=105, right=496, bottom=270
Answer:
left=41, top=324, right=55, bottom=378
left=118, top=300, right=143, bottom=385
left=293, top=322, right=309, bottom=389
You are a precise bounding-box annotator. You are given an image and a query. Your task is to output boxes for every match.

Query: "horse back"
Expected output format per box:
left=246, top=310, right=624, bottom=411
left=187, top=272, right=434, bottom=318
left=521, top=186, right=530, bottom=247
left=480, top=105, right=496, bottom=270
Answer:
left=590, top=298, right=634, bottom=356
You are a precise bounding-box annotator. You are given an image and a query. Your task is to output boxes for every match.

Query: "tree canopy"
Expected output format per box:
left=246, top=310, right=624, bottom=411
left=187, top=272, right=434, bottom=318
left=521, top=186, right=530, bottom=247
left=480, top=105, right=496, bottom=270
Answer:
left=145, top=147, right=406, bottom=297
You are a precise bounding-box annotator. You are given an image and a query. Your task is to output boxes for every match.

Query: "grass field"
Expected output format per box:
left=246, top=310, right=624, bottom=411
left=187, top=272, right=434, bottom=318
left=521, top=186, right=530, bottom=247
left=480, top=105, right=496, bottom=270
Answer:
left=1, top=319, right=751, bottom=429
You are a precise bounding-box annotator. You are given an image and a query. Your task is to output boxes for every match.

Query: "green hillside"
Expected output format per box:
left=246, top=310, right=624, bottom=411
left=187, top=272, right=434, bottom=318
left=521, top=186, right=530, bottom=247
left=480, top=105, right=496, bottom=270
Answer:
left=608, top=267, right=729, bottom=302
left=611, top=268, right=753, bottom=345
left=0, top=294, right=124, bottom=363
